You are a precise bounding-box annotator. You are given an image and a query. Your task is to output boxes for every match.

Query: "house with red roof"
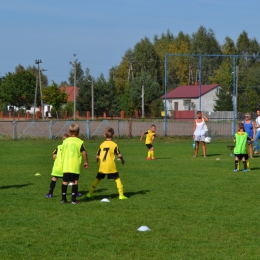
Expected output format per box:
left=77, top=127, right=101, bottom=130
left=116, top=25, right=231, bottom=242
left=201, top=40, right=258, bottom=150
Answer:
left=60, top=86, right=79, bottom=102
left=161, top=84, right=220, bottom=115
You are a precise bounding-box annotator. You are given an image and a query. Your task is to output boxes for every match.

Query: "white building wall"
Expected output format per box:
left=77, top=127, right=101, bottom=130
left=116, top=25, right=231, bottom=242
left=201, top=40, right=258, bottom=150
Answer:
left=163, top=87, right=219, bottom=113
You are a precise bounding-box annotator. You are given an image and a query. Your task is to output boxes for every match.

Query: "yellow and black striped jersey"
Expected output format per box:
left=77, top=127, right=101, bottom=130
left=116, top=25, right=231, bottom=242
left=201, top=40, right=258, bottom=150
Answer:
left=97, top=140, right=120, bottom=174
left=144, top=130, right=156, bottom=144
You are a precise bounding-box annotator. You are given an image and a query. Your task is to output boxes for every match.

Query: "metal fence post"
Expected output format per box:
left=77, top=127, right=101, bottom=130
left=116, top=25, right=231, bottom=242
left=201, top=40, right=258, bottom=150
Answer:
left=13, top=121, right=17, bottom=140
left=49, top=120, right=53, bottom=140
left=128, top=118, right=132, bottom=138
left=86, top=120, right=90, bottom=139
left=118, top=119, right=123, bottom=137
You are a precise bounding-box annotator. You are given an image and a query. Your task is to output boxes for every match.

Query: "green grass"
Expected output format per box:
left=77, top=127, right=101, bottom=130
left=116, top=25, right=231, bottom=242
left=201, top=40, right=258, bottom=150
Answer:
left=1, top=138, right=260, bottom=260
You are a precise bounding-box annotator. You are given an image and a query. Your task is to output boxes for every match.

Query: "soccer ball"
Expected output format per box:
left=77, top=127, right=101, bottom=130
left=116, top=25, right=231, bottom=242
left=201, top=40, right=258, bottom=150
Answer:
left=205, top=137, right=212, bottom=144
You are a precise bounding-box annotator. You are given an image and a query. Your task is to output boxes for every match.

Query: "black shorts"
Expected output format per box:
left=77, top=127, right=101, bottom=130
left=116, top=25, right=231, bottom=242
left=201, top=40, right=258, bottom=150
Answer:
left=146, top=144, right=153, bottom=149
left=234, top=154, right=248, bottom=160
left=63, top=173, right=80, bottom=182
left=96, top=172, right=119, bottom=180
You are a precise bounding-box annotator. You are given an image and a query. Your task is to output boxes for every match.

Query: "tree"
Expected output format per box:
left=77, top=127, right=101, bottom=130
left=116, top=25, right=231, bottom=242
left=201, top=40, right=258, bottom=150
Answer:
left=94, top=74, right=120, bottom=116
left=42, top=81, right=68, bottom=118
left=75, top=68, right=94, bottom=116
left=210, top=60, right=233, bottom=111
left=191, top=26, right=222, bottom=84
left=0, top=76, right=5, bottom=111
left=0, top=70, right=36, bottom=108
left=59, top=81, right=69, bottom=86
left=222, top=36, right=237, bottom=55
left=238, top=86, right=259, bottom=113
left=168, top=31, right=191, bottom=86
left=15, top=64, right=48, bottom=87
left=68, top=62, right=84, bottom=86
left=149, top=98, right=164, bottom=117
left=129, top=72, right=162, bottom=116
left=153, top=30, right=175, bottom=89
left=133, top=37, right=160, bottom=79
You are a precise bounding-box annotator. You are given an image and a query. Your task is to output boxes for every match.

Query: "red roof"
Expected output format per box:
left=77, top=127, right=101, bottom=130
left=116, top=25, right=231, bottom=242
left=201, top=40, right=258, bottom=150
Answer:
left=60, top=86, right=79, bottom=102
left=161, top=84, right=219, bottom=99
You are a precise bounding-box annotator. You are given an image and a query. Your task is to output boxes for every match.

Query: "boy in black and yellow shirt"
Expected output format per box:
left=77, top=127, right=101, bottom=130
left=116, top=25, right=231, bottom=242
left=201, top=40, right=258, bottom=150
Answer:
left=86, top=127, right=127, bottom=200
left=140, top=124, right=156, bottom=160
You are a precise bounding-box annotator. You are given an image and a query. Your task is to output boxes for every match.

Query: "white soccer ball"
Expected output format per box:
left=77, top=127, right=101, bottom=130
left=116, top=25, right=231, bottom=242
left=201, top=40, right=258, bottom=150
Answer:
left=205, top=137, right=212, bottom=144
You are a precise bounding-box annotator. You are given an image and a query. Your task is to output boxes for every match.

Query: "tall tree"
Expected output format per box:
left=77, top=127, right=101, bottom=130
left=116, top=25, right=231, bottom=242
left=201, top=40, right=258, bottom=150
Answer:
left=153, top=30, right=175, bottom=89
left=68, top=62, right=84, bottom=86
left=191, top=26, right=222, bottom=84
left=76, top=68, right=93, bottom=116
left=210, top=60, right=233, bottom=111
left=42, top=81, right=68, bottom=118
left=222, top=36, right=237, bottom=55
left=133, top=37, right=160, bottom=79
left=0, top=71, right=36, bottom=108
left=94, top=74, right=120, bottom=116
left=129, top=72, right=162, bottom=116
left=168, top=31, right=191, bottom=86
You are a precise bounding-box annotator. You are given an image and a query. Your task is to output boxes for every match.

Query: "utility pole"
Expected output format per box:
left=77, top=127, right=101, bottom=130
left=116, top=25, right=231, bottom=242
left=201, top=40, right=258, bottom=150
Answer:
left=35, top=60, right=43, bottom=119
left=236, top=66, right=239, bottom=119
left=88, top=77, right=95, bottom=120
left=141, top=85, right=144, bottom=118
left=91, top=77, right=94, bottom=120
left=70, top=54, right=80, bottom=120
left=33, top=74, right=38, bottom=120
left=127, top=61, right=134, bottom=83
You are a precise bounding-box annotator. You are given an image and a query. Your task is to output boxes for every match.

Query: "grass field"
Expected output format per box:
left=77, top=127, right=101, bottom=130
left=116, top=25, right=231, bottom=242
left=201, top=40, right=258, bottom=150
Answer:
left=1, top=137, right=260, bottom=260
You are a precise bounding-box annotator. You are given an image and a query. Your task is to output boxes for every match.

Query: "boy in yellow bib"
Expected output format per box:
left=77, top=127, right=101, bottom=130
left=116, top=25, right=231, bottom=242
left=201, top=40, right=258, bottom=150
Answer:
left=86, top=127, right=127, bottom=200
left=140, top=124, right=156, bottom=160
left=61, top=124, right=88, bottom=204
left=233, top=123, right=252, bottom=172
left=45, top=133, right=69, bottom=198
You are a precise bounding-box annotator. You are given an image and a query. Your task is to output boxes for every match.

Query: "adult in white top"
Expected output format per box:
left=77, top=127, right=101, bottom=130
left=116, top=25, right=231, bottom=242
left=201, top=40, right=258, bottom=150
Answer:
left=193, top=111, right=209, bottom=157
left=254, top=109, right=260, bottom=154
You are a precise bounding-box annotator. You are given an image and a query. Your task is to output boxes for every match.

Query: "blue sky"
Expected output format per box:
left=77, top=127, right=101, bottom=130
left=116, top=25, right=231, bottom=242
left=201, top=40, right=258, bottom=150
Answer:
left=0, top=0, right=259, bottom=85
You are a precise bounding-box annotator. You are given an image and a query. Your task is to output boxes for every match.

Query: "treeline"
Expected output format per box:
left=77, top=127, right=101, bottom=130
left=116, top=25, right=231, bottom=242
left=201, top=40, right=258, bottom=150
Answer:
left=1, top=26, right=260, bottom=117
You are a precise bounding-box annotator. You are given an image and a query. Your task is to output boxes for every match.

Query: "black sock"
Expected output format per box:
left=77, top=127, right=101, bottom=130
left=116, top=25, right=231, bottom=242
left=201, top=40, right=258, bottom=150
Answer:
left=62, top=184, right=68, bottom=201
left=49, top=180, right=56, bottom=195
left=72, top=185, right=78, bottom=202
left=235, top=160, right=238, bottom=169
left=243, top=161, right=247, bottom=170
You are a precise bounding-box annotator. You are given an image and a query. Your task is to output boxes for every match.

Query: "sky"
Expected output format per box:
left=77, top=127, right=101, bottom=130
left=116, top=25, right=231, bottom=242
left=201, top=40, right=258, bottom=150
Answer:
left=1, top=0, right=260, bottom=85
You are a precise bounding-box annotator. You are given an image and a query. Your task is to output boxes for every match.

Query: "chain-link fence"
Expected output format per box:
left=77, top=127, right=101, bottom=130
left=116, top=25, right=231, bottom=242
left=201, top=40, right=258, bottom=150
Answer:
left=0, top=118, right=243, bottom=140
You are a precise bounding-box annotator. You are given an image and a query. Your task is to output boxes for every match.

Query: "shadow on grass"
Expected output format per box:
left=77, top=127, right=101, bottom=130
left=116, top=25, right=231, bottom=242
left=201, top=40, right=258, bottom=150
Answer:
left=0, top=183, right=33, bottom=189
left=206, top=154, right=223, bottom=157
left=79, top=188, right=107, bottom=196
left=249, top=167, right=260, bottom=171
left=155, top=157, right=171, bottom=160
left=83, top=189, right=150, bottom=202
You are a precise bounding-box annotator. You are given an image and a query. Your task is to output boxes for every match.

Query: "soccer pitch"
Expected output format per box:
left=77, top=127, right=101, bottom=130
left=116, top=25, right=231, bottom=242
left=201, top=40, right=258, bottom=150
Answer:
left=1, top=138, right=260, bottom=260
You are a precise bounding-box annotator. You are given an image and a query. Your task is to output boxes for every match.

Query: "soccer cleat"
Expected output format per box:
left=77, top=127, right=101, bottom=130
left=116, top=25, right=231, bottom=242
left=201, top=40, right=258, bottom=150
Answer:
left=243, top=169, right=248, bottom=172
left=71, top=200, right=80, bottom=205
left=45, top=193, right=53, bottom=198
left=146, top=157, right=151, bottom=160
left=76, top=193, right=82, bottom=197
left=152, top=157, right=156, bottom=160
left=86, top=193, right=93, bottom=199
left=233, top=169, right=238, bottom=172
left=119, top=195, right=128, bottom=200
left=61, top=200, right=68, bottom=204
